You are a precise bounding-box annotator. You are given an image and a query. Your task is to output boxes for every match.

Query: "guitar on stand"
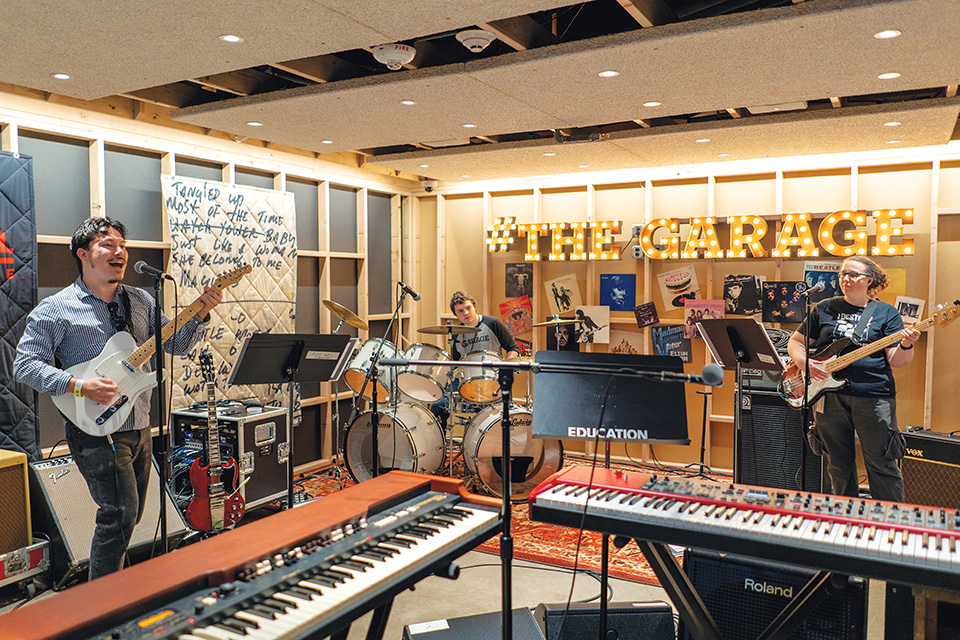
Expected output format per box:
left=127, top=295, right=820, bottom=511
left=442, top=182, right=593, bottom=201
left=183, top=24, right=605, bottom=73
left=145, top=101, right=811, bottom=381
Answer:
left=52, top=264, right=252, bottom=437
left=185, top=351, right=245, bottom=532
left=779, top=299, right=960, bottom=408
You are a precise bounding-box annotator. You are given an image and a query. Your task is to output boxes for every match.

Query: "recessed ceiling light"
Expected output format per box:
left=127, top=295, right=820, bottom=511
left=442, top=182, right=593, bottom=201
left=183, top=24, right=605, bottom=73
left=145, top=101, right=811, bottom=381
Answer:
left=400, top=99, right=416, bottom=106
left=718, top=153, right=730, bottom=157
left=696, top=138, right=710, bottom=143
left=886, top=139, right=902, bottom=144
left=598, top=70, right=619, bottom=78
left=643, top=101, right=662, bottom=107
left=578, top=164, right=589, bottom=169
left=419, top=164, right=429, bottom=168
left=219, top=34, right=243, bottom=43
left=874, top=29, right=901, bottom=39
left=462, top=123, right=477, bottom=128
left=51, top=72, right=71, bottom=80
left=878, top=72, right=901, bottom=80
left=461, top=174, right=470, bottom=178
left=542, top=152, right=556, bottom=157
left=884, top=121, right=902, bottom=127
left=246, top=121, right=263, bottom=127
left=321, top=140, right=333, bottom=144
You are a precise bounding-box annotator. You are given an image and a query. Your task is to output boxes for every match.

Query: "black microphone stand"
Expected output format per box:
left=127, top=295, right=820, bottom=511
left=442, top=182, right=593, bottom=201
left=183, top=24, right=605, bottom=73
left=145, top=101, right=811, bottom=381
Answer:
left=799, top=287, right=819, bottom=492
left=148, top=275, right=170, bottom=553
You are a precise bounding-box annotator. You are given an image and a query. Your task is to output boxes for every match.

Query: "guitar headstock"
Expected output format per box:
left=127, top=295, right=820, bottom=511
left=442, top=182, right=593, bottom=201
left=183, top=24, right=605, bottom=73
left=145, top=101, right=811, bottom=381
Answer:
left=199, top=351, right=216, bottom=384
left=929, top=300, right=960, bottom=327
left=214, top=264, right=252, bottom=290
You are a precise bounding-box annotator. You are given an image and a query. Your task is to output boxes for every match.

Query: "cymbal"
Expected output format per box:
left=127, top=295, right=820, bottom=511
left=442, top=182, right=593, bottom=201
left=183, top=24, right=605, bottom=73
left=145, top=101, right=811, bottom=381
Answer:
left=531, top=318, right=581, bottom=327
left=323, top=299, right=368, bottom=330
left=418, top=324, right=480, bottom=335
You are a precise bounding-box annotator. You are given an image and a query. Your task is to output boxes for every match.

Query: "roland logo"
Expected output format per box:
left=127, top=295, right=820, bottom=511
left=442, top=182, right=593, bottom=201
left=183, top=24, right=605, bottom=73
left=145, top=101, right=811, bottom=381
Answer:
left=906, top=447, right=924, bottom=458
left=744, top=578, right=793, bottom=598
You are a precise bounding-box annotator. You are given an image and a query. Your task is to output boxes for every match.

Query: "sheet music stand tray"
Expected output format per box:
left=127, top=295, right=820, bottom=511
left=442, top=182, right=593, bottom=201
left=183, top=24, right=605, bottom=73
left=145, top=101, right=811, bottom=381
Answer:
left=696, top=318, right=784, bottom=484
left=228, top=333, right=356, bottom=508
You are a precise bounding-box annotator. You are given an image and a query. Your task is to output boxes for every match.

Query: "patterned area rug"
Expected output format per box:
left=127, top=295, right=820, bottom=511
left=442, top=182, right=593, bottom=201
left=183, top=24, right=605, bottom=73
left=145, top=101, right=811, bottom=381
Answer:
left=296, top=462, right=718, bottom=586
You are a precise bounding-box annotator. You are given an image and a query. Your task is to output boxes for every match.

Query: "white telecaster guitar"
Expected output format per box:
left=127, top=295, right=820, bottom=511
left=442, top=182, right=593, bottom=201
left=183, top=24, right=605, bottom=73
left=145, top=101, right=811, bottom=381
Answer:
left=53, top=265, right=251, bottom=437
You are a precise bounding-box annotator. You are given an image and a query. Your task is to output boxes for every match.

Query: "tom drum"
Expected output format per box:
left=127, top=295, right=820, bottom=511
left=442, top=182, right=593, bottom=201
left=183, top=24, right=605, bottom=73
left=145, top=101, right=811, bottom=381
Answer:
left=458, top=350, right=503, bottom=404
left=396, top=343, right=451, bottom=402
left=343, top=339, right=399, bottom=401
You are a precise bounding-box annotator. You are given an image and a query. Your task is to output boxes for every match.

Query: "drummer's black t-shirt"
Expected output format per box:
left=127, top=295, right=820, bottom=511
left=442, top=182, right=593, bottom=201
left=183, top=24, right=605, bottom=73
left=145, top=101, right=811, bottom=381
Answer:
left=451, top=315, right=518, bottom=360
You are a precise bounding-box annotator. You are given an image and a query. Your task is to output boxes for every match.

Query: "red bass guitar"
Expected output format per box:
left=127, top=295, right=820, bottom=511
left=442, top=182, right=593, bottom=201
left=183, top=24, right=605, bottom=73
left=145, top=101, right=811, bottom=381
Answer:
left=185, top=352, right=245, bottom=531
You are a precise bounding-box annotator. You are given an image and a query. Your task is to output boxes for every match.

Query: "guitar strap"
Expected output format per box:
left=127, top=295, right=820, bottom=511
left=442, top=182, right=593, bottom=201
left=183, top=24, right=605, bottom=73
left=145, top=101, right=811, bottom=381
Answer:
left=119, top=287, right=137, bottom=343
left=850, top=299, right=879, bottom=346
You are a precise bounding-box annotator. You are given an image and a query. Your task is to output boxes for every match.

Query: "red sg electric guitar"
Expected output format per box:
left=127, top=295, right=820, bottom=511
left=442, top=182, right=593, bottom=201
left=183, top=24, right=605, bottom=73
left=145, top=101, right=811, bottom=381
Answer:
left=185, top=352, right=245, bottom=532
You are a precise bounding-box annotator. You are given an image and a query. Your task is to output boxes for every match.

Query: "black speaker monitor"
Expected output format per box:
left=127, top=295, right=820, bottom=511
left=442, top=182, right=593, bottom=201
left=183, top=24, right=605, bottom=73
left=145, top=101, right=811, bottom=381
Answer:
left=534, top=601, right=674, bottom=640
left=402, top=608, right=544, bottom=640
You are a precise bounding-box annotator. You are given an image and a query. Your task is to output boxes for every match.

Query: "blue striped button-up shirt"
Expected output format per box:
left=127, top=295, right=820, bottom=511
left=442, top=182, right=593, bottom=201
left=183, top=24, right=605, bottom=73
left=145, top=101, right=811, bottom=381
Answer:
left=14, top=277, right=209, bottom=432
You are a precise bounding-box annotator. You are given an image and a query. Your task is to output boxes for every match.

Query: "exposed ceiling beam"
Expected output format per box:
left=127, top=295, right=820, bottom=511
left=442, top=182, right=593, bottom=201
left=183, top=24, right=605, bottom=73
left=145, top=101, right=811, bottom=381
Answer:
left=726, top=107, right=743, bottom=118
left=478, top=16, right=558, bottom=51
left=947, top=85, right=958, bottom=98
left=271, top=55, right=365, bottom=84
left=120, top=83, right=221, bottom=110
left=830, top=96, right=843, bottom=108
left=615, top=0, right=678, bottom=28
left=192, top=69, right=291, bottom=96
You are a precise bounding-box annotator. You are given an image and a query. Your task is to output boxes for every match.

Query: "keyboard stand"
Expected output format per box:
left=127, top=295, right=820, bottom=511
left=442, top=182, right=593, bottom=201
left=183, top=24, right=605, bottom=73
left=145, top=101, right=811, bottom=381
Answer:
left=634, top=539, right=844, bottom=640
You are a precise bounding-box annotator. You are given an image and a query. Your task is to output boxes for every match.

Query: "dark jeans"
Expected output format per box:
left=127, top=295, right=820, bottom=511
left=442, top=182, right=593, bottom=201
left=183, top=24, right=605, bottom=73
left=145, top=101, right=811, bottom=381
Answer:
left=65, top=425, right=152, bottom=580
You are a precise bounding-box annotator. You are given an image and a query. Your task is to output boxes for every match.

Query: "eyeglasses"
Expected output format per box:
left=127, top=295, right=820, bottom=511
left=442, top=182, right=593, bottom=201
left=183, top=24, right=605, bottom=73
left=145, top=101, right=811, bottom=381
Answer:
left=107, top=301, right=126, bottom=332
left=838, top=270, right=870, bottom=280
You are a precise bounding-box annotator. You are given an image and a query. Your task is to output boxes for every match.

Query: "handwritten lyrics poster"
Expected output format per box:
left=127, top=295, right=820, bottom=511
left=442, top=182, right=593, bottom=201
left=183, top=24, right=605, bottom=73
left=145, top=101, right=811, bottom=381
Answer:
left=161, top=175, right=297, bottom=413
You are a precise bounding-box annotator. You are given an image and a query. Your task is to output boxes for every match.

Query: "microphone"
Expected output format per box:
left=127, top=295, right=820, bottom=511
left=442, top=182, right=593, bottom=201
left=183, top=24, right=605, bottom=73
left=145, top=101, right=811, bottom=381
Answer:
left=399, top=281, right=422, bottom=301
left=654, top=363, right=724, bottom=387
left=803, top=281, right=825, bottom=295
left=134, top=261, right=173, bottom=281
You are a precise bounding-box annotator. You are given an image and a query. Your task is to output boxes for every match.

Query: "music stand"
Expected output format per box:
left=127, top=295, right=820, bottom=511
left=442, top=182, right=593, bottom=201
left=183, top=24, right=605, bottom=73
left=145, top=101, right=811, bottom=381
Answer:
left=696, top=318, right=784, bottom=484
left=228, top=333, right=356, bottom=508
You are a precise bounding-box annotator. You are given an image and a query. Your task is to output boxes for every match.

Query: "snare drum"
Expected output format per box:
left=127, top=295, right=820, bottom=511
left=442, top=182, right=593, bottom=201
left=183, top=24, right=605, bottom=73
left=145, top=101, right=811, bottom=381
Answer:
left=462, top=404, right=563, bottom=501
left=343, top=339, right=398, bottom=401
left=396, top=343, right=451, bottom=402
left=458, top=350, right=502, bottom=403
left=344, top=402, right=444, bottom=483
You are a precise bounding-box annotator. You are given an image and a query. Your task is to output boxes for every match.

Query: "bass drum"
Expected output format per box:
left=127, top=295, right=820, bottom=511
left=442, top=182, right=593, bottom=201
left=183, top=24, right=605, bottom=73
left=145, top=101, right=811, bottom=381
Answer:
left=462, top=404, right=563, bottom=501
left=343, top=338, right=398, bottom=401
left=344, top=402, right=444, bottom=483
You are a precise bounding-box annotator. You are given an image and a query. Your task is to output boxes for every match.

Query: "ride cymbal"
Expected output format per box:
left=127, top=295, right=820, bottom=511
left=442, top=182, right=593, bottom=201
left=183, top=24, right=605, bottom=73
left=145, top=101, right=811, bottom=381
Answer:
left=323, top=299, right=368, bottom=330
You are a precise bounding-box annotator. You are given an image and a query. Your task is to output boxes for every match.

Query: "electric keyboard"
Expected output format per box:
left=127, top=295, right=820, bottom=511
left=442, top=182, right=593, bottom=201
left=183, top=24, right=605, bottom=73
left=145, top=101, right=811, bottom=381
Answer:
left=529, top=465, right=960, bottom=591
left=0, top=471, right=501, bottom=640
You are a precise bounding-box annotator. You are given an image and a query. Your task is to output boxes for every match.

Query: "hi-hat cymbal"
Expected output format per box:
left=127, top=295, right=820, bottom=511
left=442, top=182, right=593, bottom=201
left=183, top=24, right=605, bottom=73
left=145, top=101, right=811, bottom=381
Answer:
left=418, top=324, right=480, bottom=335
left=323, top=299, right=368, bottom=330
left=531, top=318, right=581, bottom=327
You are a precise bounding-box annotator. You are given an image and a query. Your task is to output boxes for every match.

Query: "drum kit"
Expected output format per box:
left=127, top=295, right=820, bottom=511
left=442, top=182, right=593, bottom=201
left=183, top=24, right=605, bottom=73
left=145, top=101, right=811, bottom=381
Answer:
left=324, top=300, right=564, bottom=501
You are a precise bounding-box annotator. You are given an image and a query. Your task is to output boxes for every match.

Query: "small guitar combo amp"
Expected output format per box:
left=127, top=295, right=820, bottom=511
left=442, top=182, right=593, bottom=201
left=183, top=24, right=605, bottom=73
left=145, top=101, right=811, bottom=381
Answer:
left=170, top=405, right=287, bottom=510
left=902, top=428, right=960, bottom=509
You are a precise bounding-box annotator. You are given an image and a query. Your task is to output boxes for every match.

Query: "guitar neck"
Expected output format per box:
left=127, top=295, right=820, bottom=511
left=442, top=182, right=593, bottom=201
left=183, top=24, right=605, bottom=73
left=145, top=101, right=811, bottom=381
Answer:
left=206, top=382, right=222, bottom=471
left=826, top=315, right=932, bottom=373
left=125, top=296, right=208, bottom=369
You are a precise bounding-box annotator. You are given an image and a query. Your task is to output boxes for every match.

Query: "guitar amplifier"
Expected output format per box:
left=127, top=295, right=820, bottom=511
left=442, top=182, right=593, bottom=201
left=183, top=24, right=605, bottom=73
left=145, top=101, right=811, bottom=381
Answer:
left=902, top=428, right=960, bottom=509
left=170, top=406, right=287, bottom=509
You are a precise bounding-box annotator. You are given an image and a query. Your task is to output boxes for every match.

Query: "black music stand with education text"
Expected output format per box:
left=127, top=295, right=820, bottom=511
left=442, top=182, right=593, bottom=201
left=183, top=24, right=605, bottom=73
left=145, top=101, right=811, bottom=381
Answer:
left=228, top=333, right=356, bottom=509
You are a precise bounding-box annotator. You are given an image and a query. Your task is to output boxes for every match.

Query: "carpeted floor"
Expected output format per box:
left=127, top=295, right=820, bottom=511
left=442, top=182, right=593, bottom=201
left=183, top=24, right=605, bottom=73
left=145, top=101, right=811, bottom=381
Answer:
left=297, top=460, right=716, bottom=586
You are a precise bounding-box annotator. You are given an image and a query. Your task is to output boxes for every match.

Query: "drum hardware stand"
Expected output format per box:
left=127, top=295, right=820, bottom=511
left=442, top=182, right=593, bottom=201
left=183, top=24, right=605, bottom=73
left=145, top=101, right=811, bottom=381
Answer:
left=685, top=390, right=713, bottom=478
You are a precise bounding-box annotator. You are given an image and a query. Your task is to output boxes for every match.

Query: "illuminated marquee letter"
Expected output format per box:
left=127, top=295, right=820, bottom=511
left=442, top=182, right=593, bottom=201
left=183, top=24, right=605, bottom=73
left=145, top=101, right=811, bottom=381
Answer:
left=548, top=222, right=577, bottom=261
left=772, top=213, right=818, bottom=258
left=517, top=222, right=550, bottom=261
left=486, top=217, right=517, bottom=253
left=726, top=215, right=768, bottom=258
left=681, top=217, right=721, bottom=259
left=639, top=219, right=680, bottom=260
left=817, top=210, right=868, bottom=257
left=589, top=221, right=622, bottom=261
left=872, top=209, right=915, bottom=256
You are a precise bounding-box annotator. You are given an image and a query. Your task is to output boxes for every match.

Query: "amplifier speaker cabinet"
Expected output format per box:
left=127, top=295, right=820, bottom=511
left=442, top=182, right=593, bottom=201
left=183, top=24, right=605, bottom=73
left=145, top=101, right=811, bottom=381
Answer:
left=403, top=608, right=544, bottom=640
left=28, top=455, right=185, bottom=586
left=0, top=449, right=31, bottom=555
left=680, top=549, right=867, bottom=640
left=534, top=601, right=674, bottom=640
left=902, top=428, right=960, bottom=509
left=171, top=406, right=287, bottom=509
left=737, top=390, right=825, bottom=493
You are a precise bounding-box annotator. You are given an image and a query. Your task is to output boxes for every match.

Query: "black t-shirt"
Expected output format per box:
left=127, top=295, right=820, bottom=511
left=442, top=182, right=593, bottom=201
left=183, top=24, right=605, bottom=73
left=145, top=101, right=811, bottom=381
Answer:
left=797, top=296, right=904, bottom=397
left=451, top=315, right=518, bottom=360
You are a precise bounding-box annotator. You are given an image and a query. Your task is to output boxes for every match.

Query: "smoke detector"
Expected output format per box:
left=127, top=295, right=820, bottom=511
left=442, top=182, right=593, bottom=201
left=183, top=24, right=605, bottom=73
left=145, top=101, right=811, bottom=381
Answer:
left=372, top=43, right=416, bottom=70
left=456, top=29, right=496, bottom=53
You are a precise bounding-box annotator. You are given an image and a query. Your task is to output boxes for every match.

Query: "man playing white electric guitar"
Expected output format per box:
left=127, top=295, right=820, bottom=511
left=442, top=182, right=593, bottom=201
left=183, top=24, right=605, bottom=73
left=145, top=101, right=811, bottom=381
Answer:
left=14, top=217, right=222, bottom=580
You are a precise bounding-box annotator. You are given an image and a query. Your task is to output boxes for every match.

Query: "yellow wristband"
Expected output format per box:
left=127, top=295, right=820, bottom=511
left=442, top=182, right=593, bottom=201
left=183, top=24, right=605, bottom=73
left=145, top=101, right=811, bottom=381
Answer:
left=74, top=380, right=84, bottom=397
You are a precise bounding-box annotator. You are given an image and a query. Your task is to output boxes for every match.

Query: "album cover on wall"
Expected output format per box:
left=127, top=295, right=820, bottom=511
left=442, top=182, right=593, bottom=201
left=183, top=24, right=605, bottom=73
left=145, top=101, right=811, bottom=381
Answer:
left=610, top=329, right=643, bottom=355
left=543, top=317, right=580, bottom=351
left=762, top=281, right=806, bottom=323
left=895, top=296, right=924, bottom=323
left=684, top=299, right=724, bottom=339
left=652, top=325, right=692, bottom=363
left=722, top=274, right=763, bottom=317
left=634, top=301, right=659, bottom=328
left=499, top=295, right=533, bottom=336
left=505, top=262, right=534, bottom=298
left=599, top=273, right=636, bottom=311
left=544, top=274, right=582, bottom=315
left=657, top=265, right=700, bottom=310
left=803, top=260, right=841, bottom=303
left=575, top=306, right=610, bottom=344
